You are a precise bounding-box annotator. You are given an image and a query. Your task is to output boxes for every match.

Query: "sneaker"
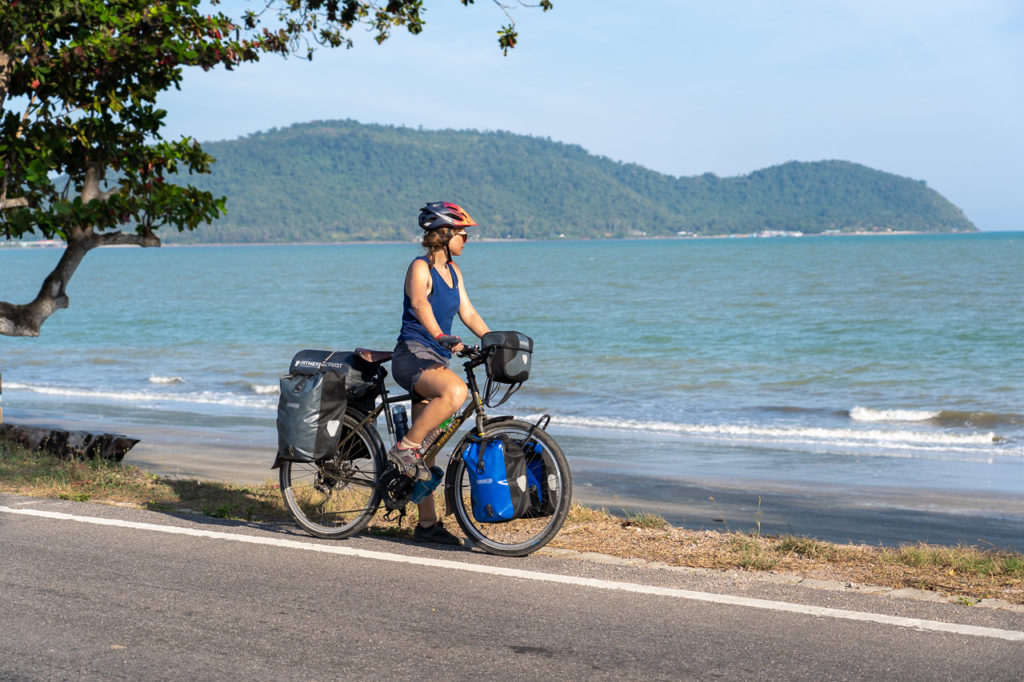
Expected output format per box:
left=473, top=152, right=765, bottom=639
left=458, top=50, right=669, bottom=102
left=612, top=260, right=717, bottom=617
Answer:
left=412, top=522, right=462, bottom=546
left=387, top=443, right=431, bottom=481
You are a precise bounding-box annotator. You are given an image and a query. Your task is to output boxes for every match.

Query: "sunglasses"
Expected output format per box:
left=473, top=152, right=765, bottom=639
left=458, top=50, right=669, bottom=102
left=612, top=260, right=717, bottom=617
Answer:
left=454, top=231, right=469, bottom=241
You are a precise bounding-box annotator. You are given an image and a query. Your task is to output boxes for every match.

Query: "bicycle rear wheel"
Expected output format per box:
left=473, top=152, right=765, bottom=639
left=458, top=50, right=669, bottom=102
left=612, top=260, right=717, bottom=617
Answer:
left=447, top=419, right=572, bottom=557
left=279, top=411, right=384, bottom=539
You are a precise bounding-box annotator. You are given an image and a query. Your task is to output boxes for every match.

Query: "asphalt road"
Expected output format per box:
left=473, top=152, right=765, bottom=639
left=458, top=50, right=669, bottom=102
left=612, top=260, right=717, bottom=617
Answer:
left=2, top=494, right=1022, bottom=680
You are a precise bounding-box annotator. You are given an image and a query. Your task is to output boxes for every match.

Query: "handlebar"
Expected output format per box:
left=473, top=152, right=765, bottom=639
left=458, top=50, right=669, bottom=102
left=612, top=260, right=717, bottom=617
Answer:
left=457, top=344, right=482, bottom=360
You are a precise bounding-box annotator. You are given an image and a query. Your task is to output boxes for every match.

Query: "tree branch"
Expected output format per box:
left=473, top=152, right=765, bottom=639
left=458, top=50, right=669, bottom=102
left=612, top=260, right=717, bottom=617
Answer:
left=0, top=50, right=11, bottom=111
left=81, top=163, right=106, bottom=203
left=96, top=230, right=161, bottom=248
left=16, top=92, right=37, bottom=138
left=1, top=56, right=32, bottom=212
left=490, top=1, right=553, bottom=21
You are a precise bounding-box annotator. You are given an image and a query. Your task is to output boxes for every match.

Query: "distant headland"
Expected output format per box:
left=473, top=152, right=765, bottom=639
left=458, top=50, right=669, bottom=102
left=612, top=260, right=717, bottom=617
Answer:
left=162, top=120, right=976, bottom=244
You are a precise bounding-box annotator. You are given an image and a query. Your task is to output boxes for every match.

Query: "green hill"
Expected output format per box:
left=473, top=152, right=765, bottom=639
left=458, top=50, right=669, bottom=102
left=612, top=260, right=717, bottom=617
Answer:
left=165, top=120, right=976, bottom=243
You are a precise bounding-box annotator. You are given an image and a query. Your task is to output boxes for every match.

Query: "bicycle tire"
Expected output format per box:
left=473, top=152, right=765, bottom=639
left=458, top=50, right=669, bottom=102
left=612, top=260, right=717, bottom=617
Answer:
left=446, top=419, right=572, bottom=557
left=279, top=410, right=384, bottom=539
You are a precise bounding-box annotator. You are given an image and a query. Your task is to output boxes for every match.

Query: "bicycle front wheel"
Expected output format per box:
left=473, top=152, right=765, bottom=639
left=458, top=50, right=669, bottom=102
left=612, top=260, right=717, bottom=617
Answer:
left=448, top=419, right=572, bottom=557
left=279, top=411, right=384, bottom=539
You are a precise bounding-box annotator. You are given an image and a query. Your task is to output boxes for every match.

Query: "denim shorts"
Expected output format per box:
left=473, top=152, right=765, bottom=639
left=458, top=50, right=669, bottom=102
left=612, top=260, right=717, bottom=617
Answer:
left=391, top=339, right=449, bottom=396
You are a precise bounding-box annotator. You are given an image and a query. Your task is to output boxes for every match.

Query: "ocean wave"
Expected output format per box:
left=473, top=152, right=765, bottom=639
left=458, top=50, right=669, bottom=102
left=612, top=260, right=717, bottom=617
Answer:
left=4, top=381, right=275, bottom=411
left=932, top=410, right=1024, bottom=428
left=849, top=406, right=939, bottom=422
left=4, top=379, right=1013, bottom=455
left=533, top=414, right=1003, bottom=452
left=850, top=405, right=1024, bottom=428
left=148, top=375, right=185, bottom=385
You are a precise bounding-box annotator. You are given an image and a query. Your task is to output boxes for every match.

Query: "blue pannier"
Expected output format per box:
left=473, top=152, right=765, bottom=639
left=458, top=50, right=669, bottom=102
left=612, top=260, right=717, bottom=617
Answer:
left=462, top=435, right=530, bottom=523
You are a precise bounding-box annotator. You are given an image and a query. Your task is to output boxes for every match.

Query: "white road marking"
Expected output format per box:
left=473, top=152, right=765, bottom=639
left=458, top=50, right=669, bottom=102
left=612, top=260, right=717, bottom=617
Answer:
left=3, top=504, right=1023, bottom=642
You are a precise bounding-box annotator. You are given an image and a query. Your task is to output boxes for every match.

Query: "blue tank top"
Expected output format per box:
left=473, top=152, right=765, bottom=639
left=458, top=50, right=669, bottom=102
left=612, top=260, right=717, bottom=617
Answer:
left=398, top=256, right=461, bottom=357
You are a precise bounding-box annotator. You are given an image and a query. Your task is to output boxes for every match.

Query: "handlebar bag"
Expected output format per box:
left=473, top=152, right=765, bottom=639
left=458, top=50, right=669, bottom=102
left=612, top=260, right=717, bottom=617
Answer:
left=461, top=435, right=530, bottom=523
left=481, top=331, right=533, bottom=384
left=275, top=369, right=347, bottom=465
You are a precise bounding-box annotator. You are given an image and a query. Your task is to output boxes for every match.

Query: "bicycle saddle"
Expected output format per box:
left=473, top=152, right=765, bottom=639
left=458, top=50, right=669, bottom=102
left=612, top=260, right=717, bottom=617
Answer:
left=355, top=348, right=393, bottom=365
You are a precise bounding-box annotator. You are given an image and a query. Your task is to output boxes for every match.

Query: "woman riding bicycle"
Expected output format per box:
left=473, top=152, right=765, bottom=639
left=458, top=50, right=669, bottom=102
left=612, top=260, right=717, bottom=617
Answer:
left=277, top=203, right=571, bottom=553
left=389, top=201, right=490, bottom=544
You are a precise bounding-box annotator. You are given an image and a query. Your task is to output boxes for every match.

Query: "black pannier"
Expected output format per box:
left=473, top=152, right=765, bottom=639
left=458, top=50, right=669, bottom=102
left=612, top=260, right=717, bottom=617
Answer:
left=481, top=331, right=533, bottom=384
left=275, top=370, right=346, bottom=465
left=273, top=350, right=380, bottom=468
left=288, top=350, right=378, bottom=401
left=519, top=439, right=556, bottom=519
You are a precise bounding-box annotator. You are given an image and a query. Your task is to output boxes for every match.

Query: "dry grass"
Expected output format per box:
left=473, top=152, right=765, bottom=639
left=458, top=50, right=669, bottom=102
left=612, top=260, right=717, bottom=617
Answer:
left=546, top=512, right=1024, bottom=604
left=0, top=441, right=290, bottom=522
left=3, top=441, right=1023, bottom=605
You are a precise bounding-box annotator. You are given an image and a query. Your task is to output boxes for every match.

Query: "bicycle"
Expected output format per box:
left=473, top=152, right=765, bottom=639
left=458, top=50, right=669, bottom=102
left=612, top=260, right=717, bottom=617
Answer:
left=277, top=343, right=572, bottom=557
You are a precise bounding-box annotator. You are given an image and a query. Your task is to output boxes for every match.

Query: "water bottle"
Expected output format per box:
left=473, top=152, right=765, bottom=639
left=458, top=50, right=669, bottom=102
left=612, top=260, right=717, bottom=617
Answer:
left=392, top=405, right=409, bottom=442
left=410, top=465, right=445, bottom=503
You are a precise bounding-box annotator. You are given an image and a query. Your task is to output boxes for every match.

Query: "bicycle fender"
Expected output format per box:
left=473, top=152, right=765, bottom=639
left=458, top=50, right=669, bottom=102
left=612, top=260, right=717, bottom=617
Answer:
left=442, top=440, right=468, bottom=517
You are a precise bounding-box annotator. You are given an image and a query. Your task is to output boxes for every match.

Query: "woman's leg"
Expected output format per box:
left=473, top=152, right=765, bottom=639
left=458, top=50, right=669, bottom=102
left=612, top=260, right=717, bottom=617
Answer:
left=409, top=397, right=438, bottom=527
left=406, top=366, right=467, bottom=443
left=408, top=366, right=466, bottom=529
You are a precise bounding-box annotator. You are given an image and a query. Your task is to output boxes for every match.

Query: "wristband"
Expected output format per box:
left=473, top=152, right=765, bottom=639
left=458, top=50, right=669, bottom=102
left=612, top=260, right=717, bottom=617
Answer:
left=434, top=332, right=444, bottom=339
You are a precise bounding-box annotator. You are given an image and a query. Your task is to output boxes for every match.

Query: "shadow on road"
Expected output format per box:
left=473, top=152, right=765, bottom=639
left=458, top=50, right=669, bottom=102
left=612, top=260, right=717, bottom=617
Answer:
left=143, top=479, right=475, bottom=553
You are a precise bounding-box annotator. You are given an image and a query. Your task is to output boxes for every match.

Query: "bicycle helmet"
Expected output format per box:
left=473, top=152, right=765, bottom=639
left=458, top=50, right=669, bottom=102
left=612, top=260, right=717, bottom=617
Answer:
left=418, top=202, right=478, bottom=231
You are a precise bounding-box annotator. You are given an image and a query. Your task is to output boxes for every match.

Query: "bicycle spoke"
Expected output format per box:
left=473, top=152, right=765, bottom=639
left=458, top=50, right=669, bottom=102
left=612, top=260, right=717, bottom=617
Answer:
left=280, top=412, right=383, bottom=539
left=449, top=419, right=572, bottom=556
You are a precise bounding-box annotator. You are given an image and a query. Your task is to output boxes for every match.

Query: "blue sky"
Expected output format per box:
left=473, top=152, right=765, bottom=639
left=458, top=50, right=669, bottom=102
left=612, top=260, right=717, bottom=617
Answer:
left=161, top=1, right=1023, bottom=231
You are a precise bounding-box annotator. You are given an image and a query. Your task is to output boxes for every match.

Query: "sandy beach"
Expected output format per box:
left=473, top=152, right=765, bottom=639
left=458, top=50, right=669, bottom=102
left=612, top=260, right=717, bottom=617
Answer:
left=117, top=423, right=1024, bottom=552
left=7, top=406, right=1023, bottom=552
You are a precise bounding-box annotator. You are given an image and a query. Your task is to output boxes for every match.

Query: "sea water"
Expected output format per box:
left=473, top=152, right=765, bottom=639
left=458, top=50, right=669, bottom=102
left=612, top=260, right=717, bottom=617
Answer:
left=2, top=233, right=1023, bottom=506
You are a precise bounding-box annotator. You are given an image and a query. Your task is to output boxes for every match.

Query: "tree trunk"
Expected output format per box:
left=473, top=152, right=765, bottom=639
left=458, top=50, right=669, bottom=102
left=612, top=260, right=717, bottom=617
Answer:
left=0, top=423, right=139, bottom=462
left=0, top=50, right=31, bottom=212
left=0, top=237, right=91, bottom=336
left=0, top=231, right=160, bottom=336
left=0, top=163, right=160, bottom=337
left=0, top=49, right=11, bottom=112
